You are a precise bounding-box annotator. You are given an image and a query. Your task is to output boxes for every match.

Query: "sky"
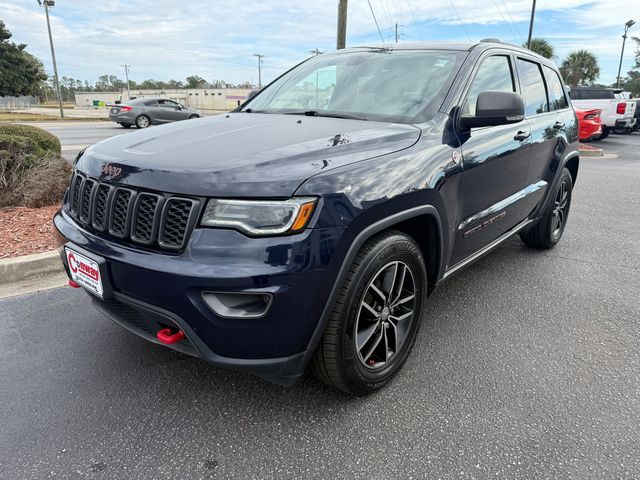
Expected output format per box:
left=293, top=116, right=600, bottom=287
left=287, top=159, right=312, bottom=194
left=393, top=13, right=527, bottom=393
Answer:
left=1, top=0, right=638, bottom=87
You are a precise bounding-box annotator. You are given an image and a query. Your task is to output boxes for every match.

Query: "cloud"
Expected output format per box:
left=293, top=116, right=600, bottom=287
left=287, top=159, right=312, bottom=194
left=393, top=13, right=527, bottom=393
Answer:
left=1, top=0, right=637, bottom=86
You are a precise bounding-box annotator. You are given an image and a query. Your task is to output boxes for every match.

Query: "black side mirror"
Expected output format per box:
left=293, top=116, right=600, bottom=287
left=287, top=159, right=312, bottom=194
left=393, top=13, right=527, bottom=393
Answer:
left=461, top=91, right=525, bottom=129
left=247, top=90, right=259, bottom=100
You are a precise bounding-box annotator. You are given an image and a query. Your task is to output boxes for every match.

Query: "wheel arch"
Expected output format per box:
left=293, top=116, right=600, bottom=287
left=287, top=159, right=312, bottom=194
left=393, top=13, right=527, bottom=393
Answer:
left=298, top=204, right=446, bottom=377
left=564, top=153, right=579, bottom=187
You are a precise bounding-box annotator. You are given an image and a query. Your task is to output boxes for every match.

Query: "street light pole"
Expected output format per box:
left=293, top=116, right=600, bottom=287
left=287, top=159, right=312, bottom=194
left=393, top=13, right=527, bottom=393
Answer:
left=38, top=0, right=64, bottom=118
left=616, top=19, right=636, bottom=89
left=253, top=54, right=264, bottom=89
left=337, top=0, right=348, bottom=49
left=121, top=64, right=131, bottom=100
left=526, top=0, right=537, bottom=49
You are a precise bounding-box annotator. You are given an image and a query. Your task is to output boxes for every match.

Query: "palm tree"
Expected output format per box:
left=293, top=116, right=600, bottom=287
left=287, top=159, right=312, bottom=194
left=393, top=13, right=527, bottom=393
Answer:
left=524, top=38, right=554, bottom=59
left=560, top=50, right=600, bottom=86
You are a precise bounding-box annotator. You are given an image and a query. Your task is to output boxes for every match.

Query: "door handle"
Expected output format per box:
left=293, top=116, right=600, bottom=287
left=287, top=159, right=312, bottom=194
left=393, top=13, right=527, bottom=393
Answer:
left=514, top=130, right=530, bottom=141
left=553, top=121, right=565, bottom=129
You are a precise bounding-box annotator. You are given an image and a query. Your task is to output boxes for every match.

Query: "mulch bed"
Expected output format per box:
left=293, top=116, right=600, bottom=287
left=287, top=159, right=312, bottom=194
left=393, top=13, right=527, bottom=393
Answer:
left=578, top=143, right=601, bottom=152
left=0, top=205, right=60, bottom=259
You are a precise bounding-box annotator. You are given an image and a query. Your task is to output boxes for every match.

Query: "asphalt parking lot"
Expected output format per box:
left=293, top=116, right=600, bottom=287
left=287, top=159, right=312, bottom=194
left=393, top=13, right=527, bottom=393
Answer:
left=1, top=132, right=639, bottom=479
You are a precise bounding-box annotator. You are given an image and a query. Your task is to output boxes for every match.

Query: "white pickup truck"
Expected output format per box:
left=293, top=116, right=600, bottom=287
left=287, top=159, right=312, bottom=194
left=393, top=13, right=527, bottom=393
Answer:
left=568, top=87, right=636, bottom=139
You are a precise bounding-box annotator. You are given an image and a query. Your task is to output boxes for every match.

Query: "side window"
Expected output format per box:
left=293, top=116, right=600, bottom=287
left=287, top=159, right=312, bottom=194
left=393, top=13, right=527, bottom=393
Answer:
left=143, top=100, right=157, bottom=107
left=543, top=66, right=568, bottom=111
left=517, top=59, right=548, bottom=116
left=464, top=55, right=514, bottom=116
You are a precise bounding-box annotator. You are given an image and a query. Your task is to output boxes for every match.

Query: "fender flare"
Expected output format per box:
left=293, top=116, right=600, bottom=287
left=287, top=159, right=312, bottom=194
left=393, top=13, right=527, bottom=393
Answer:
left=296, top=204, right=444, bottom=373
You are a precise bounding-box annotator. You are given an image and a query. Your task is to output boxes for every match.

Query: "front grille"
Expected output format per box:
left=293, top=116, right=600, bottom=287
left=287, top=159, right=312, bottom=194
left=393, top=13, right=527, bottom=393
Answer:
left=92, top=184, right=111, bottom=231
left=67, top=172, right=199, bottom=251
left=159, top=198, right=195, bottom=249
left=132, top=193, right=162, bottom=245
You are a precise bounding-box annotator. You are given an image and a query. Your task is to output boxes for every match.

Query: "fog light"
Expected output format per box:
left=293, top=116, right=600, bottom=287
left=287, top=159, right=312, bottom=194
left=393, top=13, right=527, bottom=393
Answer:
left=202, top=291, right=273, bottom=319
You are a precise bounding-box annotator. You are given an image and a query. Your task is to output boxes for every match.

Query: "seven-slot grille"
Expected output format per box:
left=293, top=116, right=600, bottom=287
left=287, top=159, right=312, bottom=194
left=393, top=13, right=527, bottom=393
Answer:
left=67, top=172, right=199, bottom=250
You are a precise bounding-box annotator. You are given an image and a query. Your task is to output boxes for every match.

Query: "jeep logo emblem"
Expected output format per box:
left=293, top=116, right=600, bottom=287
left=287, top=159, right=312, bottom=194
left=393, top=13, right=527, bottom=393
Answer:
left=100, top=163, right=122, bottom=179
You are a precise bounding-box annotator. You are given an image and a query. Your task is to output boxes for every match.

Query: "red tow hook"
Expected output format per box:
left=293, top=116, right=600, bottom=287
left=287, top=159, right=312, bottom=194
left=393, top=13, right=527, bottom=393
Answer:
left=68, top=280, right=80, bottom=288
left=157, top=327, right=185, bottom=345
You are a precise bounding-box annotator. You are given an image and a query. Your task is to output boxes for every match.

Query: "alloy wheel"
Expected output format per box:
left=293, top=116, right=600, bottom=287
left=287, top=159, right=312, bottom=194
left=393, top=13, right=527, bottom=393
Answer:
left=551, top=180, right=569, bottom=237
left=354, top=261, right=417, bottom=370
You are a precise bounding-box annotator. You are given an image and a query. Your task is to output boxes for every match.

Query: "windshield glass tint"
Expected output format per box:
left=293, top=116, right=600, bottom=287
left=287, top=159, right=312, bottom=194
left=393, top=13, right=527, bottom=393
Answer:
left=245, top=50, right=465, bottom=123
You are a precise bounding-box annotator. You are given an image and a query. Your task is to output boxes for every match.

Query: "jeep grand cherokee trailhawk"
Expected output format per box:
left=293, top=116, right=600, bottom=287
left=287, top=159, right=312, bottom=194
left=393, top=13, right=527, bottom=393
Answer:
left=55, top=42, right=579, bottom=395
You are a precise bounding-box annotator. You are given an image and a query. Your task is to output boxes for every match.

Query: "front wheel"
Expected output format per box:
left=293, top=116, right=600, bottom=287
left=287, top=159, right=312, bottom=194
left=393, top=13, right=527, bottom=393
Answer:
left=520, top=167, right=573, bottom=249
left=311, top=230, right=427, bottom=395
left=188, top=114, right=199, bottom=119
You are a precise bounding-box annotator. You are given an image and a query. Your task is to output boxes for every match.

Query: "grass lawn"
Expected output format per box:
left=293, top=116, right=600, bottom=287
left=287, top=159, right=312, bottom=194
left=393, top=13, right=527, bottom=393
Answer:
left=0, top=112, right=108, bottom=122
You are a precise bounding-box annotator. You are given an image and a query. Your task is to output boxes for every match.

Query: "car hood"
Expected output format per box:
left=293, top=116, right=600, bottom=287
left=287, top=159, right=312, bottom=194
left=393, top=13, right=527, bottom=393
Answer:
left=77, top=113, right=421, bottom=197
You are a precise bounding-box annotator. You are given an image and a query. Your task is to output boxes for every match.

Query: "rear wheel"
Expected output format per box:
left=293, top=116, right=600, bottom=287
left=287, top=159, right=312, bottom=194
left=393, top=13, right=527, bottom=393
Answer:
left=599, top=126, right=610, bottom=140
left=311, top=230, right=427, bottom=395
left=520, top=167, right=573, bottom=249
left=135, top=115, right=150, bottom=129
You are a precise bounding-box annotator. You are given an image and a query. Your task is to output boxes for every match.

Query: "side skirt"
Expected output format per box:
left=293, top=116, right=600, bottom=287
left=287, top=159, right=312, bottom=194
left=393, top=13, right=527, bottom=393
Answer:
left=441, top=217, right=535, bottom=281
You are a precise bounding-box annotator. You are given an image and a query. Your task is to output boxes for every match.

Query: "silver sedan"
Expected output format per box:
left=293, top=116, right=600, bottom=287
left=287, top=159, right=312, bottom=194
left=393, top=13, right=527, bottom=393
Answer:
left=108, top=97, right=203, bottom=128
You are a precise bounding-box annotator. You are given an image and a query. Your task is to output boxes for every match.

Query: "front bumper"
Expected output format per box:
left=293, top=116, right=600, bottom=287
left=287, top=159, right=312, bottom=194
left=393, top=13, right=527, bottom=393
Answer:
left=54, top=208, right=347, bottom=385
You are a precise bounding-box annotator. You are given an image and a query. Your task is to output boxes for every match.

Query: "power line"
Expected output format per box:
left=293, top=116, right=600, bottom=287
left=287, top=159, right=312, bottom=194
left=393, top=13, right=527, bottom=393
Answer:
left=492, top=0, right=520, bottom=45
left=367, top=0, right=385, bottom=43
left=447, top=0, right=472, bottom=42
left=500, top=0, right=525, bottom=44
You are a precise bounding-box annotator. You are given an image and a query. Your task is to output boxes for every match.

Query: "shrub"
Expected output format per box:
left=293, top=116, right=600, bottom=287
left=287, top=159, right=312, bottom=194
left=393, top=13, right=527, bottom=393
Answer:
left=0, top=123, right=69, bottom=208
left=0, top=124, right=61, bottom=156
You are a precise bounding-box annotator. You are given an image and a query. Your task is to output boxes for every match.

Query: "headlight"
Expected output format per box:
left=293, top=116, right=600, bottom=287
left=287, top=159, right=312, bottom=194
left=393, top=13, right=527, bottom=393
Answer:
left=201, top=198, right=317, bottom=236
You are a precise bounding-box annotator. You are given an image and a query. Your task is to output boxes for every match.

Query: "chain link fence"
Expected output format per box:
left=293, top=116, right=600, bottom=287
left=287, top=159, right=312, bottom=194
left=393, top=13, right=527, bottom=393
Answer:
left=0, top=96, right=41, bottom=110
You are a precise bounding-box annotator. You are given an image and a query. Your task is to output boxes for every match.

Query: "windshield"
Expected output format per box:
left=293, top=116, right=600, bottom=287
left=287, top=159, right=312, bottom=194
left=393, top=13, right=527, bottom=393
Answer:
left=243, top=49, right=466, bottom=123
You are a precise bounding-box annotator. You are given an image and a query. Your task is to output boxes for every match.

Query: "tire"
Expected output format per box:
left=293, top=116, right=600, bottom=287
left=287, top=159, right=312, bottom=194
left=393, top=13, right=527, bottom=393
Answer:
left=135, top=115, right=151, bottom=129
left=520, top=168, right=573, bottom=249
left=119, top=123, right=132, bottom=129
left=311, top=230, right=427, bottom=395
left=188, top=114, right=199, bottom=119
left=599, top=126, right=610, bottom=140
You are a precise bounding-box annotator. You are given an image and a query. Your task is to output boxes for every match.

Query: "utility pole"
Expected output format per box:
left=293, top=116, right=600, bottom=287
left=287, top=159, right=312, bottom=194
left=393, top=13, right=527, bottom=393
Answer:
left=617, top=19, right=636, bottom=88
left=253, top=54, right=264, bottom=89
left=395, top=23, right=398, bottom=43
left=337, top=0, right=348, bottom=49
left=38, top=0, right=63, bottom=118
left=526, top=0, right=536, bottom=49
left=121, top=64, right=131, bottom=100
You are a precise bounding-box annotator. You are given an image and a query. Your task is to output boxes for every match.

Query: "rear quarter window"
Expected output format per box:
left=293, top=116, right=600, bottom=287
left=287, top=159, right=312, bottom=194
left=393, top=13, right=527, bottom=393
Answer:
left=543, top=66, right=568, bottom=110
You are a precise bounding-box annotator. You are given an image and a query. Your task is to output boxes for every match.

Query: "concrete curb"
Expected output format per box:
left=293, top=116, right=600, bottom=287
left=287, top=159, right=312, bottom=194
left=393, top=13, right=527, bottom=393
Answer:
left=578, top=147, right=604, bottom=157
left=0, top=249, right=64, bottom=285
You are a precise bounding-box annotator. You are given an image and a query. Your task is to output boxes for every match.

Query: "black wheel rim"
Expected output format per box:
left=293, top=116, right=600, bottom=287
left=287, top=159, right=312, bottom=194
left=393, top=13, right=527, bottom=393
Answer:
left=551, top=180, right=569, bottom=237
left=354, top=261, right=417, bottom=370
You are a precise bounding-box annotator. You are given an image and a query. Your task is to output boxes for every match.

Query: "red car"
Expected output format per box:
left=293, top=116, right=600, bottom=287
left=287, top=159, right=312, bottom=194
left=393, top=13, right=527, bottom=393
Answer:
left=575, top=108, right=603, bottom=141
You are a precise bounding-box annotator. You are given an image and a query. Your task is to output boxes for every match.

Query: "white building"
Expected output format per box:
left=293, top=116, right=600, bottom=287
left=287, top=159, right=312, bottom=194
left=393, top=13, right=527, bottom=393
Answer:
left=74, top=88, right=253, bottom=111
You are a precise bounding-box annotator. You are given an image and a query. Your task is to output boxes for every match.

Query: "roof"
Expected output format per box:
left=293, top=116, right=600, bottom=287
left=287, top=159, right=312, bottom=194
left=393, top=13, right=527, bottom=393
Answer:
left=337, top=40, right=555, bottom=67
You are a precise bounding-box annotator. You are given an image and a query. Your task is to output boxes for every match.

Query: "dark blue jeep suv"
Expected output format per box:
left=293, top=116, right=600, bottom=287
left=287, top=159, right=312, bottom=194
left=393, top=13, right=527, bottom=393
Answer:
left=55, top=42, right=579, bottom=395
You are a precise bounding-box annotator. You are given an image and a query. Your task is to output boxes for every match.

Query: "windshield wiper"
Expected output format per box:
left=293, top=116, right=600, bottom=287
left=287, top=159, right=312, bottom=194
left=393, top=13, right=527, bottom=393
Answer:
left=243, top=108, right=274, bottom=114
left=285, top=110, right=368, bottom=121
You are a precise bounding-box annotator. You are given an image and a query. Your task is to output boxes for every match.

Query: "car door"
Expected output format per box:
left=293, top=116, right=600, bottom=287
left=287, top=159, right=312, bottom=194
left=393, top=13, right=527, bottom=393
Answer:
left=526, top=64, right=575, bottom=190
left=514, top=58, right=562, bottom=213
left=157, top=99, right=184, bottom=122
left=451, top=53, right=532, bottom=265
